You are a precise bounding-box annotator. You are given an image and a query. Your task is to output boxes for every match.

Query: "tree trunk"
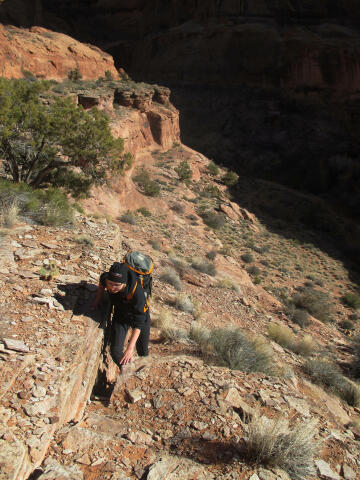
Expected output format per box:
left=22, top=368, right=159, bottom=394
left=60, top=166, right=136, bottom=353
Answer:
left=24, top=137, right=46, bottom=184
left=2, top=139, right=20, bottom=182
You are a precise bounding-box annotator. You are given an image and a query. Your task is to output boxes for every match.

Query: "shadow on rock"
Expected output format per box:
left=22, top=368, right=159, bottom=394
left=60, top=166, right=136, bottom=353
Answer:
left=166, top=433, right=245, bottom=466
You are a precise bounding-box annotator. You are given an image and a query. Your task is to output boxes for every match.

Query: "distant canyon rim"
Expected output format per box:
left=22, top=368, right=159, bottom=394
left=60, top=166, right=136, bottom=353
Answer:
left=1, top=0, right=360, bottom=217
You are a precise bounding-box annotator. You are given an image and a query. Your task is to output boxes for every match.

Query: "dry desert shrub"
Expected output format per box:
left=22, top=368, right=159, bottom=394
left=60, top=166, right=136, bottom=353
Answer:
left=174, top=293, right=195, bottom=314
left=168, top=252, right=188, bottom=272
left=342, top=292, right=360, bottom=310
left=216, top=277, right=241, bottom=293
left=241, top=252, right=254, bottom=263
left=73, top=234, right=94, bottom=247
left=119, top=210, right=136, bottom=224
left=292, top=335, right=316, bottom=357
left=293, top=287, right=333, bottom=323
left=305, top=358, right=360, bottom=407
left=0, top=199, right=19, bottom=227
left=205, top=249, right=217, bottom=260
left=149, top=238, right=161, bottom=251
left=352, top=336, right=360, bottom=378
left=159, top=267, right=182, bottom=291
left=155, top=310, right=187, bottom=342
left=267, top=323, right=295, bottom=349
left=200, top=210, right=226, bottom=230
left=190, top=324, right=274, bottom=375
left=191, top=256, right=216, bottom=276
left=244, top=412, right=317, bottom=480
left=291, top=308, right=311, bottom=328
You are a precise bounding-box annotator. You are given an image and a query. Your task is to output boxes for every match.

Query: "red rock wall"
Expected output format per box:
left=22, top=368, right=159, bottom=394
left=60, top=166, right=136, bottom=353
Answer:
left=0, top=24, right=119, bottom=80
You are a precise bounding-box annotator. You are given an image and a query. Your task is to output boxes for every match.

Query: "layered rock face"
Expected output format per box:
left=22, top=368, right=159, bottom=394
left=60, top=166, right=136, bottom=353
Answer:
left=75, top=82, right=180, bottom=156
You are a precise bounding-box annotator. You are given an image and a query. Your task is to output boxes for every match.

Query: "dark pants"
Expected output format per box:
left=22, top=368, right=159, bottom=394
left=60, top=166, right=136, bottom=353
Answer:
left=111, top=312, right=150, bottom=366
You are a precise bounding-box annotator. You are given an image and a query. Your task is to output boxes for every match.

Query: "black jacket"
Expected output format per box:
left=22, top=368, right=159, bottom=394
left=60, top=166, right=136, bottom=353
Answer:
left=100, top=268, right=147, bottom=329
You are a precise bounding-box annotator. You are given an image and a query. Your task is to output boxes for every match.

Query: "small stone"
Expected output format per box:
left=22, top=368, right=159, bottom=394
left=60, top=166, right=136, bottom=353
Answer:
left=21, top=316, right=34, bottom=323
left=258, top=468, right=277, bottom=480
left=19, top=270, right=38, bottom=279
left=41, top=242, right=58, bottom=249
left=3, top=338, right=29, bottom=353
left=249, top=475, right=260, bottom=480
left=77, top=454, right=91, bottom=465
left=40, top=288, right=53, bottom=296
left=25, top=437, right=41, bottom=448
left=126, top=388, right=145, bottom=404
left=2, top=432, right=13, bottom=441
left=32, top=386, right=46, bottom=398
left=23, top=396, right=55, bottom=417
left=125, top=430, right=153, bottom=445
left=224, top=388, right=255, bottom=420
left=49, top=416, right=59, bottom=424
left=191, top=421, right=208, bottom=430
left=342, top=464, right=356, bottom=480
left=315, top=459, right=341, bottom=480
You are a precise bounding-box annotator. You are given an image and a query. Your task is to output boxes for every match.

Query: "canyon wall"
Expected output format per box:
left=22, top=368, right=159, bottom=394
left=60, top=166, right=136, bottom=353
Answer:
left=1, top=0, right=360, bottom=213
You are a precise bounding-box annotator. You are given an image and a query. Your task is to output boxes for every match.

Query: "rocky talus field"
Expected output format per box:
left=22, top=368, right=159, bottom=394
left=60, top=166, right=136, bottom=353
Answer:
left=0, top=93, right=360, bottom=479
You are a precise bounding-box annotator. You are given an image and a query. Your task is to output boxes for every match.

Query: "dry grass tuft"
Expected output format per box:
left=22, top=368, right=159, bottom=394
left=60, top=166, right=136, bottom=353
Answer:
left=216, top=277, right=241, bottom=292
left=191, top=256, right=216, bottom=276
left=154, top=310, right=187, bottom=342
left=159, top=267, right=182, bottom=291
left=190, top=324, right=274, bottom=375
left=174, top=293, right=195, bottom=314
left=0, top=200, right=19, bottom=227
left=244, top=412, right=317, bottom=480
left=305, top=358, right=360, bottom=406
left=292, top=335, right=317, bottom=357
left=267, top=323, right=295, bottom=349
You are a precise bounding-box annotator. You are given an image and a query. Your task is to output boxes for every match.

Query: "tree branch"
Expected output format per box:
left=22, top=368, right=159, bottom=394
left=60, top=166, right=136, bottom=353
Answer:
left=30, top=159, right=69, bottom=188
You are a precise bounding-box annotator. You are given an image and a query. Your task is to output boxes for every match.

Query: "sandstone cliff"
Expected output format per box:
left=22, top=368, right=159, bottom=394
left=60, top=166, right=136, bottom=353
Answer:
left=0, top=24, right=119, bottom=80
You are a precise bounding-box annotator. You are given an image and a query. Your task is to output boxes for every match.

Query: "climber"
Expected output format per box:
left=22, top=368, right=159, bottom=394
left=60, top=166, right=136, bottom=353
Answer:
left=91, top=262, right=151, bottom=368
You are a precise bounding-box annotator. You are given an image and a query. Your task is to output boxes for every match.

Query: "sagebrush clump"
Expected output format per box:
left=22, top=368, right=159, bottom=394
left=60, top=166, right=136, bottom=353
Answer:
left=267, top=323, right=295, bottom=349
left=191, top=257, right=216, bottom=276
left=200, top=210, right=226, bottom=230
left=159, top=268, right=182, bottom=291
left=291, top=308, right=311, bottom=328
left=342, top=292, right=360, bottom=310
left=155, top=310, right=187, bottom=342
left=119, top=211, right=136, bottom=225
left=293, top=287, right=333, bottom=323
left=133, top=168, right=160, bottom=196
left=175, top=293, right=195, bottom=314
left=190, top=325, right=274, bottom=375
left=245, top=412, right=317, bottom=480
left=305, top=358, right=360, bottom=406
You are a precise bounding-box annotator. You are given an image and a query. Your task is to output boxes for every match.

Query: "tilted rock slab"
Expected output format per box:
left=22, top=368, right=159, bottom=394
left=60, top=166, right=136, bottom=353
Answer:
left=0, top=309, right=106, bottom=480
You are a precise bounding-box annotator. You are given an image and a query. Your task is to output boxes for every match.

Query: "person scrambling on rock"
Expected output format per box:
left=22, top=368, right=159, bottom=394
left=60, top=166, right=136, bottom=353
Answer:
left=92, top=261, right=151, bottom=367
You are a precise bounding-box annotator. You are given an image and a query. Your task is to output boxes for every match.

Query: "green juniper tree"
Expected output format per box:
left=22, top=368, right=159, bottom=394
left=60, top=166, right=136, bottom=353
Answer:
left=0, top=79, right=124, bottom=194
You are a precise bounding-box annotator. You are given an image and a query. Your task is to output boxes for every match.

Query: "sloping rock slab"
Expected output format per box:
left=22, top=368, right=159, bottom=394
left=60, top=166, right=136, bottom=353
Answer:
left=147, top=455, right=213, bottom=480
left=0, top=309, right=106, bottom=480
